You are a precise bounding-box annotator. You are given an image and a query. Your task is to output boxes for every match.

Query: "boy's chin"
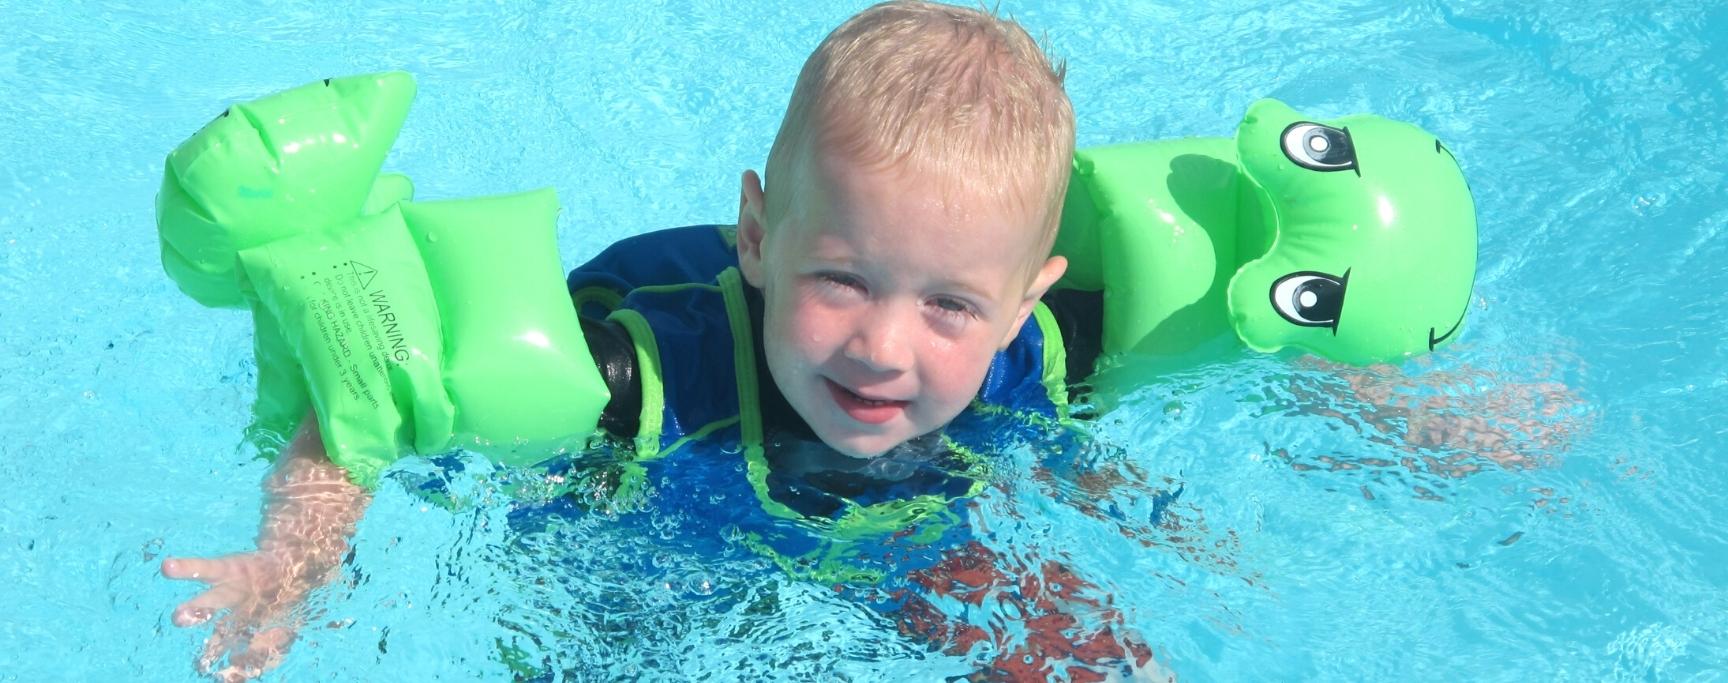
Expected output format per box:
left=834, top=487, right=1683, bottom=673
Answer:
left=811, top=424, right=908, bottom=460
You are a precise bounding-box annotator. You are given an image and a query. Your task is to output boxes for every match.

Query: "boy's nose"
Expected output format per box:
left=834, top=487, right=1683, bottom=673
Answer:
left=844, top=307, right=913, bottom=374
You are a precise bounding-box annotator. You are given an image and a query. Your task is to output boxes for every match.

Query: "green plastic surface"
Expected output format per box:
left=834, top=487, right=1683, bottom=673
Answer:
left=157, top=72, right=610, bottom=486
left=1053, top=98, right=1477, bottom=366
left=158, top=72, right=416, bottom=309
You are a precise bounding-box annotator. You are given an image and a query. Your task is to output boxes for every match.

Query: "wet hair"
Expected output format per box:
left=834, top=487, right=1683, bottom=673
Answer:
left=764, top=1, right=1075, bottom=255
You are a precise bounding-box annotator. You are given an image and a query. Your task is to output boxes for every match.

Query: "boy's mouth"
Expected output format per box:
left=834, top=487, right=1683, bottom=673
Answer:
left=824, top=378, right=908, bottom=425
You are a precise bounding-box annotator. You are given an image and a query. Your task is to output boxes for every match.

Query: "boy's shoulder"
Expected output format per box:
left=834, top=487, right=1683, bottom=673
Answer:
left=589, top=224, right=736, bottom=260
left=568, top=225, right=738, bottom=315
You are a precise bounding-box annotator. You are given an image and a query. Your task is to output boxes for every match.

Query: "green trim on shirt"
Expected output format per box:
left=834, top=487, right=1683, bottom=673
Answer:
left=605, top=307, right=664, bottom=459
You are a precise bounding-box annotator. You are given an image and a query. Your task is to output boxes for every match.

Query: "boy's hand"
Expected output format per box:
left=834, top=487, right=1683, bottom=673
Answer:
left=1295, top=357, right=1589, bottom=472
left=163, top=413, right=369, bottom=681
left=162, top=552, right=307, bottom=681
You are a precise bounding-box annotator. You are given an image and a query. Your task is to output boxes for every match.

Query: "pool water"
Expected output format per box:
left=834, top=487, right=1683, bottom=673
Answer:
left=3, top=0, right=1725, bottom=680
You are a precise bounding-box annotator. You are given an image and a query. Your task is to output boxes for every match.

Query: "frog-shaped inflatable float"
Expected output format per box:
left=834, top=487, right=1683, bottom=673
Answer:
left=1052, top=99, right=1477, bottom=366
left=156, top=73, right=1477, bottom=486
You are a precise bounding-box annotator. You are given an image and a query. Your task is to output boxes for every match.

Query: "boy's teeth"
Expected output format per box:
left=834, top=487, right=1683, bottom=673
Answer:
left=848, top=387, right=889, bottom=405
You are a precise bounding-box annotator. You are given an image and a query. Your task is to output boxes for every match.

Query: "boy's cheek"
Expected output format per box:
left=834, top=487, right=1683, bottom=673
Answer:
left=781, top=300, right=840, bottom=351
left=934, top=346, right=1005, bottom=404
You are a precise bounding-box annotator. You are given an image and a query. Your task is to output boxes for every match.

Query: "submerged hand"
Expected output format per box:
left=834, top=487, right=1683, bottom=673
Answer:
left=162, top=412, right=369, bottom=681
left=162, top=551, right=310, bottom=681
left=1292, top=358, right=1590, bottom=471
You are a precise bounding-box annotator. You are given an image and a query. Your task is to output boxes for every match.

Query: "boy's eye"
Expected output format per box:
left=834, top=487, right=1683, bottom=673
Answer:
left=816, top=272, right=864, bottom=291
left=808, top=271, right=864, bottom=295
left=929, top=296, right=974, bottom=317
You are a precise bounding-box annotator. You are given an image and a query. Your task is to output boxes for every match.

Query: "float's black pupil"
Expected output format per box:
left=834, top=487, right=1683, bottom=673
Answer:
left=1294, top=278, right=1343, bottom=321
left=1305, top=128, right=1352, bottom=165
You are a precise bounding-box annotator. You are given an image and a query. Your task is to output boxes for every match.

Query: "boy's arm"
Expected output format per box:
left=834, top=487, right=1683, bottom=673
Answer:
left=1304, top=359, right=1585, bottom=470
left=161, top=412, right=369, bottom=681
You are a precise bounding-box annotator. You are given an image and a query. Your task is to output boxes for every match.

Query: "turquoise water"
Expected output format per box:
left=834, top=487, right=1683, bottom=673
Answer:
left=3, top=0, right=1725, bottom=680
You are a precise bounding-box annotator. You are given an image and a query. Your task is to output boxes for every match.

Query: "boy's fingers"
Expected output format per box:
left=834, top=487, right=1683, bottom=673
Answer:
left=214, top=660, right=266, bottom=683
left=171, top=604, right=217, bottom=628
left=198, top=630, right=229, bottom=675
left=201, top=615, right=251, bottom=675
left=162, top=557, right=228, bottom=582
left=225, top=626, right=295, bottom=679
left=172, top=583, right=249, bottom=627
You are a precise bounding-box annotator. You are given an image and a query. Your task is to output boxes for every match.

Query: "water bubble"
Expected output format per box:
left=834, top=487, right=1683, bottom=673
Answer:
left=141, top=538, right=163, bottom=562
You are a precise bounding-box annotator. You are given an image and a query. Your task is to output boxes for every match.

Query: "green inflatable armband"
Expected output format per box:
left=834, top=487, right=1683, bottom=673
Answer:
left=157, top=72, right=416, bottom=309
left=158, top=72, right=611, bottom=487
left=247, top=299, right=313, bottom=448
left=237, top=190, right=610, bottom=486
left=398, top=190, right=608, bottom=462
left=1053, top=98, right=1477, bottom=366
left=241, top=172, right=417, bottom=450
left=363, top=173, right=416, bottom=214
left=238, top=207, right=454, bottom=485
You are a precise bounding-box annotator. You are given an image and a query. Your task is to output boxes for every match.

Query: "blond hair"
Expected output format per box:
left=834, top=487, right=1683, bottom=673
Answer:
left=764, top=1, right=1075, bottom=252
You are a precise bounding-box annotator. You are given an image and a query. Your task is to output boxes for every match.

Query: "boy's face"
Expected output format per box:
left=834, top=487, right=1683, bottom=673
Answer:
left=736, top=150, right=1067, bottom=458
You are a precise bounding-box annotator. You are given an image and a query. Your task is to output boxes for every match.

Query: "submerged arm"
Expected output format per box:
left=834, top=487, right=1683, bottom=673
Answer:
left=252, top=414, right=370, bottom=592
left=162, top=413, right=370, bottom=680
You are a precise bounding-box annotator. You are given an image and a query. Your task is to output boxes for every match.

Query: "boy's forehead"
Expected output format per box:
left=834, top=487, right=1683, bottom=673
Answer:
left=811, top=147, right=1043, bottom=225
left=784, top=166, right=1049, bottom=289
left=799, top=186, right=1041, bottom=255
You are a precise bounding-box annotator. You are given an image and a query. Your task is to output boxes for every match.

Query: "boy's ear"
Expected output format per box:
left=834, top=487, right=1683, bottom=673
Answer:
left=999, top=255, right=1068, bottom=349
left=736, top=169, right=768, bottom=288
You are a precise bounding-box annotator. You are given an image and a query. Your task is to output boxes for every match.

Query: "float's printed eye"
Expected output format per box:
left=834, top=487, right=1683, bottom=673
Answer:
left=1281, top=122, right=1357, bottom=172
left=1270, top=270, right=1349, bottom=331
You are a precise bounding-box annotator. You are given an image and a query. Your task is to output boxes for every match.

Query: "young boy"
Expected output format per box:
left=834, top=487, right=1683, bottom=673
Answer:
left=162, top=2, right=1113, bottom=679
